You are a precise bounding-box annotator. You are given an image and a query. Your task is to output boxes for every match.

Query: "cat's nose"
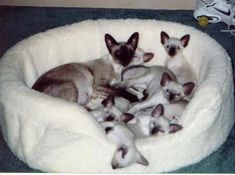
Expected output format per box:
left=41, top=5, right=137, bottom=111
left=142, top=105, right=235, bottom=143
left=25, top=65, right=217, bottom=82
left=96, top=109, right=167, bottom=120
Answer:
left=104, top=115, right=115, bottom=121
left=151, top=126, right=159, bottom=135
left=169, top=93, right=175, bottom=101
left=169, top=47, right=176, bottom=57
left=112, top=163, right=119, bottom=169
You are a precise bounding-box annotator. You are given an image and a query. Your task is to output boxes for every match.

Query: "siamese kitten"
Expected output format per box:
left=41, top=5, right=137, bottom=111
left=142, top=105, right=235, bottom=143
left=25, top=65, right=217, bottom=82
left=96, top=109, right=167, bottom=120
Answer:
left=121, top=105, right=183, bottom=138
left=150, top=104, right=183, bottom=135
left=101, top=121, right=148, bottom=169
left=90, top=95, right=124, bottom=122
left=122, top=112, right=152, bottom=138
left=161, top=31, right=198, bottom=98
left=115, top=65, right=195, bottom=114
left=32, top=32, right=153, bottom=106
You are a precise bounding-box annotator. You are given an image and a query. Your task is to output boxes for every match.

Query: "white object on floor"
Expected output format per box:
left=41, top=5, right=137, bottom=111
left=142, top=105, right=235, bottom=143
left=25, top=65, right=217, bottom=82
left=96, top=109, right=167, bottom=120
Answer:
left=194, top=0, right=235, bottom=25
left=194, top=0, right=235, bottom=35
left=0, top=19, right=234, bottom=173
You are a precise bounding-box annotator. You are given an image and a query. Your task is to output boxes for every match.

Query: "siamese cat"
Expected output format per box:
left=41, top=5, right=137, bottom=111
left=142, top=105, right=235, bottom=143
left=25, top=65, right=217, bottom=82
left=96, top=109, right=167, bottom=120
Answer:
left=90, top=96, right=147, bottom=169
left=150, top=104, right=183, bottom=135
left=160, top=31, right=198, bottom=98
left=90, top=95, right=124, bottom=122
left=121, top=104, right=183, bottom=138
left=32, top=32, right=154, bottom=106
left=101, top=120, right=148, bottom=169
left=115, top=65, right=195, bottom=114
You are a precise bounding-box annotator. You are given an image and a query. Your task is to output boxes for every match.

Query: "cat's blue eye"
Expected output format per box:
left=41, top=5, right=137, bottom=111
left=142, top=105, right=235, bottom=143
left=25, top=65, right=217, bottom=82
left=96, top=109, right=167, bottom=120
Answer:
left=174, top=93, right=181, bottom=97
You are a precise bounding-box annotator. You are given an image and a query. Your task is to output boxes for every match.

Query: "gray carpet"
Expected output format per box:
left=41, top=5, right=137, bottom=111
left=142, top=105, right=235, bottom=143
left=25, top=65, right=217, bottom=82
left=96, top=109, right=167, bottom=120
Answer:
left=0, top=6, right=234, bottom=173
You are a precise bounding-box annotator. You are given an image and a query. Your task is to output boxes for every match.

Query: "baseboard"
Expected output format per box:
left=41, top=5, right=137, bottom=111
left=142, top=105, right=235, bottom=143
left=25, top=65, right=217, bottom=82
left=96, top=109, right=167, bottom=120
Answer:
left=0, top=0, right=196, bottom=10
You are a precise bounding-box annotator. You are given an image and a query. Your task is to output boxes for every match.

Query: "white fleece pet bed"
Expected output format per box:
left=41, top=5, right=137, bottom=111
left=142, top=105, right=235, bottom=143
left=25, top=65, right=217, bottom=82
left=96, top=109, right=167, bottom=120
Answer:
left=0, top=19, right=234, bottom=173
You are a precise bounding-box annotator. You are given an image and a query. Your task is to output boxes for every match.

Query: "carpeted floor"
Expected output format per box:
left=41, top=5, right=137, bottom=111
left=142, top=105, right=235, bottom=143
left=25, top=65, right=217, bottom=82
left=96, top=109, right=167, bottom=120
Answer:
left=0, top=6, right=234, bottom=173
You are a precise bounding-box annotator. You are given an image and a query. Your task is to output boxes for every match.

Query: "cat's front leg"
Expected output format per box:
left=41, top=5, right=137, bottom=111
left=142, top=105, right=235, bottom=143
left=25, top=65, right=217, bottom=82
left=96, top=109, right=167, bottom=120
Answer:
left=112, top=79, right=133, bottom=89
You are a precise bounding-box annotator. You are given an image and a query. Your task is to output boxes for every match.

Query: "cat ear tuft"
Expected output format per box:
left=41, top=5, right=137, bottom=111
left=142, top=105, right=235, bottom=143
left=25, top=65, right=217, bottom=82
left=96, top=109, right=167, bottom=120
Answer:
left=105, top=127, right=113, bottom=134
left=160, top=72, right=173, bottom=86
left=151, top=104, right=164, bottom=117
left=127, top=32, right=139, bottom=50
left=160, top=31, right=170, bottom=45
left=105, top=33, right=118, bottom=54
left=101, top=95, right=115, bottom=107
left=121, top=113, right=135, bottom=123
left=169, top=124, right=183, bottom=133
left=183, top=82, right=195, bottom=96
left=118, top=145, right=128, bottom=159
left=143, top=52, right=154, bottom=62
left=180, top=34, right=190, bottom=47
left=136, top=152, right=149, bottom=166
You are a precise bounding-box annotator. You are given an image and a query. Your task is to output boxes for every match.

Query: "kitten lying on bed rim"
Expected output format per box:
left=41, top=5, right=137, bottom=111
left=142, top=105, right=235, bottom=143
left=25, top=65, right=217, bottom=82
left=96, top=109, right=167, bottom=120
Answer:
left=32, top=32, right=154, bottom=106
left=101, top=120, right=148, bottom=169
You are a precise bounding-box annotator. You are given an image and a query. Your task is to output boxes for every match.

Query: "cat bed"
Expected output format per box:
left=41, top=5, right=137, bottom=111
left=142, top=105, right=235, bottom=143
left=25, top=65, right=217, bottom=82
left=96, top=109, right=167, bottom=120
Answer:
left=0, top=19, right=234, bottom=173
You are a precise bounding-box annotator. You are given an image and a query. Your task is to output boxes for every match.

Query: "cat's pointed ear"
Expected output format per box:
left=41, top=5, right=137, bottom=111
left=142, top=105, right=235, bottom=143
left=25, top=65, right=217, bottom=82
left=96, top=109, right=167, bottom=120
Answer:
left=183, top=82, right=195, bottom=96
left=118, top=146, right=128, bottom=159
left=152, top=104, right=164, bottom=117
left=151, top=126, right=160, bottom=135
left=160, top=72, right=173, bottom=86
left=169, top=124, right=183, bottom=133
left=160, top=31, right=169, bottom=45
left=143, top=52, right=154, bottom=62
left=136, top=151, right=149, bottom=166
left=180, top=34, right=190, bottom=47
left=111, top=145, right=128, bottom=169
left=105, top=33, right=118, bottom=53
left=121, top=113, right=135, bottom=123
left=101, top=95, right=115, bottom=107
left=104, top=127, right=113, bottom=134
left=127, top=32, right=139, bottom=50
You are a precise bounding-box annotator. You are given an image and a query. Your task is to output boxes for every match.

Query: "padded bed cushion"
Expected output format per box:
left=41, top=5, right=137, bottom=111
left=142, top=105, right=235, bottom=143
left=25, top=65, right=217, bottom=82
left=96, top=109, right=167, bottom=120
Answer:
left=0, top=19, right=234, bottom=173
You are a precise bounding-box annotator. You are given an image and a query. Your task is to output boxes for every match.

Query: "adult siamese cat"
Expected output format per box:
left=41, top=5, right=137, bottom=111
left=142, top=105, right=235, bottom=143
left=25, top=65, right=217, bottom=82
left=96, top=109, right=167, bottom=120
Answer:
left=32, top=32, right=154, bottom=106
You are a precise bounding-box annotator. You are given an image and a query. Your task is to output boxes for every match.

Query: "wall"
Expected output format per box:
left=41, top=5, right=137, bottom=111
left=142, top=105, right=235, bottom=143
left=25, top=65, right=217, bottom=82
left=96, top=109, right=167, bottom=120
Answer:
left=0, top=0, right=196, bottom=10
